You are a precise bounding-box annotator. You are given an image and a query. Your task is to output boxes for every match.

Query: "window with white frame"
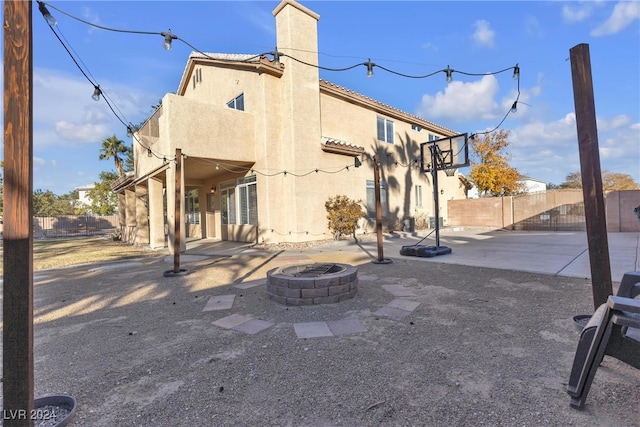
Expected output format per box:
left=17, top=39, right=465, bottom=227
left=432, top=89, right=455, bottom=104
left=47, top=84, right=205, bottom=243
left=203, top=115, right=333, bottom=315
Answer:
left=428, top=133, right=439, bottom=142
left=411, top=124, right=422, bottom=132
left=376, top=116, right=394, bottom=143
left=237, top=175, right=258, bottom=225
left=227, top=93, right=244, bottom=111
left=185, top=189, right=200, bottom=224
left=220, top=181, right=236, bottom=225
left=415, top=185, right=423, bottom=207
left=366, top=180, right=389, bottom=218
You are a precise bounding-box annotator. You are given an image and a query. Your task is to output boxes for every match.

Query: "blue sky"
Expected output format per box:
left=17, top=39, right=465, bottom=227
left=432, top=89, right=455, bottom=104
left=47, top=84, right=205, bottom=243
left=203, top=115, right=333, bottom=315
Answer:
left=8, top=0, right=640, bottom=194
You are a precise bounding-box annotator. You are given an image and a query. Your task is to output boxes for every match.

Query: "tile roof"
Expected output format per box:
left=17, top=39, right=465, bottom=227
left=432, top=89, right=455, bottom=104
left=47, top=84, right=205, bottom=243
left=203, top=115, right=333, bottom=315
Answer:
left=321, top=137, right=364, bottom=150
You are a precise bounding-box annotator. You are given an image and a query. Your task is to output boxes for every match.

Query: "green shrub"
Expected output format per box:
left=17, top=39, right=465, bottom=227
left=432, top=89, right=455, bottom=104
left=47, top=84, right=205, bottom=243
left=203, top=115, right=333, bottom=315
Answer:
left=325, top=195, right=365, bottom=241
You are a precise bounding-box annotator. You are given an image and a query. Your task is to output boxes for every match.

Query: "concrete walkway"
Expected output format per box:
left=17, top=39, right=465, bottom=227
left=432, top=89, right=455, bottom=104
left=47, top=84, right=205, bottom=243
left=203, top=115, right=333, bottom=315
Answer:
left=304, top=228, right=640, bottom=282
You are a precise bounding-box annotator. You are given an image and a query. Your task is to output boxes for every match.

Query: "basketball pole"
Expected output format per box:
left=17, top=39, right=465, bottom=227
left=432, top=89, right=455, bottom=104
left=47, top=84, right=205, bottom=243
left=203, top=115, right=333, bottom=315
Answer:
left=430, top=144, right=442, bottom=247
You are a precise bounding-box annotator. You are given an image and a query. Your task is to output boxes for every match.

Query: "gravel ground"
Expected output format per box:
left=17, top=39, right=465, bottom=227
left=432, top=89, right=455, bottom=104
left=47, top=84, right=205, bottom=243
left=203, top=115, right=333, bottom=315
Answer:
left=2, top=246, right=640, bottom=426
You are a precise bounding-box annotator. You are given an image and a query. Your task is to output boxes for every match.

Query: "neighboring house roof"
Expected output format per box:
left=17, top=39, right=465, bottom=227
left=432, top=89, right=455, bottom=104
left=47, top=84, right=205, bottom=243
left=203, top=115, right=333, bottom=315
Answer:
left=75, top=184, right=95, bottom=191
left=517, top=176, right=547, bottom=184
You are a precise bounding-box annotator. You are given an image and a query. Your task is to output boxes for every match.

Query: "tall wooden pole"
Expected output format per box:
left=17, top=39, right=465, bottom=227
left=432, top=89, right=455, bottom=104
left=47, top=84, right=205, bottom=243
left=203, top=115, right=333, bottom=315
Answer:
left=373, top=155, right=385, bottom=262
left=569, top=43, right=612, bottom=308
left=3, top=1, right=35, bottom=424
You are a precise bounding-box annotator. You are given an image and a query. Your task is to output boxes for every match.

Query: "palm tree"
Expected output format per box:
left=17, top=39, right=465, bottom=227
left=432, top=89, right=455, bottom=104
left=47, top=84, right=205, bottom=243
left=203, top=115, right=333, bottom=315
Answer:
left=99, top=135, right=128, bottom=176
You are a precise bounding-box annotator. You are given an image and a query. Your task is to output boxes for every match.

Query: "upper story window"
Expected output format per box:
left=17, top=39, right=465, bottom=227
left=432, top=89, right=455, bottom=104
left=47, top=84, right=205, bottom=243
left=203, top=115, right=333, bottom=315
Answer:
left=428, top=133, right=439, bottom=142
left=227, top=93, right=244, bottom=111
left=377, top=116, right=394, bottom=143
left=411, top=124, right=422, bottom=132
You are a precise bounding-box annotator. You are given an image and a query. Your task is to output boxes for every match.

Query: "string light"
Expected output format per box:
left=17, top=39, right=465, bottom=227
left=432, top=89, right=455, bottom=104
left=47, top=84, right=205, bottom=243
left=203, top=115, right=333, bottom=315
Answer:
left=37, top=1, right=521, bottom=170
left=37, top=1, right=57, bottom=26
left=161, top=29, right=177, bottom=51
left=445, top=66, right=453, bottom=83
left=366, top=59, right=375, bottom=78
left=272, top=48, right=281, bottom=66
left=91, top=85, right=101, bottom=101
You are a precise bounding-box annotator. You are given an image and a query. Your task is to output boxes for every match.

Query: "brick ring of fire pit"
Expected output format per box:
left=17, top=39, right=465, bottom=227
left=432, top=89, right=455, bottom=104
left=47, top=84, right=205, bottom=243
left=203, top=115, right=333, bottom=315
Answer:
left=266, top=263, right=358, bottom=306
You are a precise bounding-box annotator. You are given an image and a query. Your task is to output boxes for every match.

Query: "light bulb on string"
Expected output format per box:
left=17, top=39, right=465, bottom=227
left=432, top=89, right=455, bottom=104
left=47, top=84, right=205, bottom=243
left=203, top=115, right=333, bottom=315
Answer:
left=161, top=30, right=177, bottom=51
left=37, top=1, right=57, bottom=26
left=91, top=85, right=102, bottom=101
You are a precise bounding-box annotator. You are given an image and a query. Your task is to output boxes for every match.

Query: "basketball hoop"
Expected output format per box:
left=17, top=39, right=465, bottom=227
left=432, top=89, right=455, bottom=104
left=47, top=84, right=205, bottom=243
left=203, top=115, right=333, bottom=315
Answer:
left=444, top=167, right=457, bottom=177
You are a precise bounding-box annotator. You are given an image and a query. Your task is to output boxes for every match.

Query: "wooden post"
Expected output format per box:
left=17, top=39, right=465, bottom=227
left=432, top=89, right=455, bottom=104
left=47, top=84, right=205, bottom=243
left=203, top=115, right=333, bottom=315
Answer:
left=174, top=148, right=182, bottom=273
left=373, top=155, right=386, bottom=263
left=3, top=1, right=35, bottom=424
left=569, top=43, right=612, bottom=308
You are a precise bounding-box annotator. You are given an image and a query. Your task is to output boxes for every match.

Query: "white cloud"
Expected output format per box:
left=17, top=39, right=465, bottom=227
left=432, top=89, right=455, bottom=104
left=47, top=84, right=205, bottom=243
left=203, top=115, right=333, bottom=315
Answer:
left=241, top=4, right=276, bottom=36
left=471, top=20, right=495, bottom=48
left=562, top=3, right=593, bottom=22
left=597, top=114, right=630, bottom=132
left=55, top=121, right=109, bottom=142
left=506, top=113, right=639, bottom=184
left=591, top=1, right=640, bottom=36
left=34, top=68, right=156, bottom=147
left=422, top=42, right=439, bottom=52
left=418, top=75, right=500, bottom=122
left=524, top=15, right=544, bottom=38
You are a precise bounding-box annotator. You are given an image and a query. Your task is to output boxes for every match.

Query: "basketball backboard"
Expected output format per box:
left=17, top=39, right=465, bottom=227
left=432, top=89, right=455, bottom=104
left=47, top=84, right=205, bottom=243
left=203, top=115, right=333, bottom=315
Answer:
left=420, top=133, right=469, bottom=173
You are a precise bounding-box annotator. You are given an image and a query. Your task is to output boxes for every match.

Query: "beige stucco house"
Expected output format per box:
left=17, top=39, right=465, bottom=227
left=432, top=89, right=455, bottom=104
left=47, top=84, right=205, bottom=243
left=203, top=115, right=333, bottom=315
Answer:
left=112, top=0, right=464, bottom=252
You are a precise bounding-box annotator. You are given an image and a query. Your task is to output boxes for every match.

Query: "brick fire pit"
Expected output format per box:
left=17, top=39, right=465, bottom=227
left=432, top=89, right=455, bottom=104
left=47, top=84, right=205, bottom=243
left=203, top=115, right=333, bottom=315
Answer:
left=266, top=263, right=358, bottom=306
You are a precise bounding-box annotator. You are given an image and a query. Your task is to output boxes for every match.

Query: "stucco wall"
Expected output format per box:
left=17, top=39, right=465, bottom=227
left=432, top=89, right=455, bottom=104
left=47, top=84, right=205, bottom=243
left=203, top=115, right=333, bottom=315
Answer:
left=606, top=190, right=640, bottom=232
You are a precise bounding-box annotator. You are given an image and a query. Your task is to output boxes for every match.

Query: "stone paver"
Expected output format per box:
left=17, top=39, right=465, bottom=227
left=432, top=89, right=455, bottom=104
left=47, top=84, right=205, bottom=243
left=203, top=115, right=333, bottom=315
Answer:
left=294, top=321, right=333, bottom=338
left=213, top=313, right=252, bottom=329
left=382, top=284, right=417, bottom=297
left=373, top=306, right=413, bottom=321
left=386, top=298, right=420, bottom=312
left=232, top=319, right=274, bottom=335
left=203, top=294, right=236, bottom=311
left=210, top=268, right=421, bottom=337
left=327, top=318, right=367, bottom=336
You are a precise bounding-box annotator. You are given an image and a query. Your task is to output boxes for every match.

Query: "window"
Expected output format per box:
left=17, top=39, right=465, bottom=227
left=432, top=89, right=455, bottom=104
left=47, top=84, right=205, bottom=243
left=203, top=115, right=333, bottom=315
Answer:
left=366, top=180, right=388, bottom=218
left=411, top=124, right=422, bottom=132
left=237, top=175, right=258, bottom=225
left=185, top=189, right=200, bottom=224
left=227, top=93, right=244, bottom=111
left=428, top=133, right=439, bottom=142
left=220, top=177, right=257, bottom=226
left=377, top=116, right=394, bottom=143
left=415, top=185, right=423, bottom=207
left=220, top=181, right=236, bottom=225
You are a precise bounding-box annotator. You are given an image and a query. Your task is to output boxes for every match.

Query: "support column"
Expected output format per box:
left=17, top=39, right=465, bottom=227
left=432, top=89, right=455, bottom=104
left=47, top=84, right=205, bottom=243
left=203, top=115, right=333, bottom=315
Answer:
left=125, top=188, right=136, bottom=244
left=135, top=184, right=149, bottom=245
left=148, top=178, right=165, bottom=249
left=117, top=192, right=126, bottom=237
